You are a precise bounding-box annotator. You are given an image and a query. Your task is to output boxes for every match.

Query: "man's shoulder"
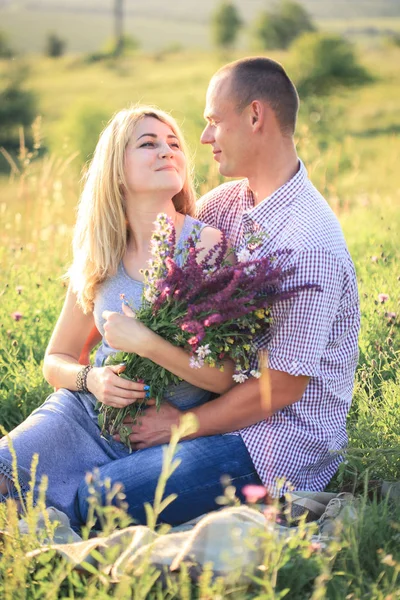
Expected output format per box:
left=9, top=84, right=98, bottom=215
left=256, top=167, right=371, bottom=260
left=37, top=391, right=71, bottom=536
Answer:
left=196, top=179, right=246, bottom=214
left=274, top=182, right=342, bottom=251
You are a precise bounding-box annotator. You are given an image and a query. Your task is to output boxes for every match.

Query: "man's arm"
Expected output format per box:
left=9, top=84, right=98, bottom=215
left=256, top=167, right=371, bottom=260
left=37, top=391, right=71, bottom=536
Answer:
left=122, top=369, right=309, bottom=449
left=123, top=247, right=344, bottom=449
left=79, top=324, right=102, bottom=364
left=188, top=369, right=309, bottom=437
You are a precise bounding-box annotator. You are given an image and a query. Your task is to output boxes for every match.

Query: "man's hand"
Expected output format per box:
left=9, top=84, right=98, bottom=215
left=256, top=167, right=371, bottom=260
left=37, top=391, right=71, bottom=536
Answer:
left=115, top=401, right=184, bottom=450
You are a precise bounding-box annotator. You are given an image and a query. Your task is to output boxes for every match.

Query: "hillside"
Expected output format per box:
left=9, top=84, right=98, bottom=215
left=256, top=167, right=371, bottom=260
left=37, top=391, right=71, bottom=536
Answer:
left=1, top=0, right=400, bottom=53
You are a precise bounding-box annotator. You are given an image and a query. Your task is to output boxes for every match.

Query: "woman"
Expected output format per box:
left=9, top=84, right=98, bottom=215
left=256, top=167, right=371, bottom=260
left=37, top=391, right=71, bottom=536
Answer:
left=0, top=106, right=242, bottom=529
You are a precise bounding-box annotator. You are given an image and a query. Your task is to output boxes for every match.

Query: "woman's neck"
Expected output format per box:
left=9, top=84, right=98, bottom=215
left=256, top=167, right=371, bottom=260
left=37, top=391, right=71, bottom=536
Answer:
left=125, top=198, right=179, bottom=254
left=123, top=199, right=185, bottom=282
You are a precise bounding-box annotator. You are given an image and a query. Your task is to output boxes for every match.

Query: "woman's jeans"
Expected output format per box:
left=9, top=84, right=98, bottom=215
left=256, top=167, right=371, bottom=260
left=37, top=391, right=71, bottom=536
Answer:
left=77, top=433, right=262, bottom=527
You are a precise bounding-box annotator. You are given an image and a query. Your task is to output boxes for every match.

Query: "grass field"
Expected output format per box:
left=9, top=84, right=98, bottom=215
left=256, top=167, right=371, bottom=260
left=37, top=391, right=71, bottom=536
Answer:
left=0, top=40, right=400, bottom=598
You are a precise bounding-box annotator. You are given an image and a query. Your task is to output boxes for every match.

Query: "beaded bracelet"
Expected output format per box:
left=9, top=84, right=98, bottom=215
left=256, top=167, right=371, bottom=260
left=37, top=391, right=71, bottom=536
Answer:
left=76, top=364, right=93, bottom=393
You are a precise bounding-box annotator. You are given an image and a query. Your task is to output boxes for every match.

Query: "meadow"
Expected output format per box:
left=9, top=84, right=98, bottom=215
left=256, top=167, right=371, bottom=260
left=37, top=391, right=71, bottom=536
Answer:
left=0, top=41, right=400, bottom=597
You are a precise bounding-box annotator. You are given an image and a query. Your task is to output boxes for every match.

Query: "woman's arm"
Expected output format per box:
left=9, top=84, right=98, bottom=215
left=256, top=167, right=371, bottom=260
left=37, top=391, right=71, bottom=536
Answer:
left=43, top=286, right=98, bottom=389
left=103, top=307, right=236, bottom=395
left=43, top=286, right=148, bottom=407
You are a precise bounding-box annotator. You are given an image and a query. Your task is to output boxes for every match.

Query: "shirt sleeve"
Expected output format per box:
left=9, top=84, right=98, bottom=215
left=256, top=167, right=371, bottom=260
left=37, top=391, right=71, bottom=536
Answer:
left=258, top=248, right=344, bottom=377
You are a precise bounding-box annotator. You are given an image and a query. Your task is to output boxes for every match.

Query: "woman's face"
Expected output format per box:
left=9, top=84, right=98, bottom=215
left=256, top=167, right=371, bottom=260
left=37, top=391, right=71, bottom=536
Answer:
left=123, top=116, right=186, bottom=199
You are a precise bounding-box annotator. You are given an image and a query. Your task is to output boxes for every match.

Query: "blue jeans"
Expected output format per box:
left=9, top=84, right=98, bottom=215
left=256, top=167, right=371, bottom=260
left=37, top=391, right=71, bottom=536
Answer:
left=77, top=434, right=262, bottom=526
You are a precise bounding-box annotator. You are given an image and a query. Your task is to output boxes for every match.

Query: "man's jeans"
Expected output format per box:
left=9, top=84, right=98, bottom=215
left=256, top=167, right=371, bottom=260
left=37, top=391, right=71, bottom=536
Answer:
left=77, top=434, right=262, bottom=526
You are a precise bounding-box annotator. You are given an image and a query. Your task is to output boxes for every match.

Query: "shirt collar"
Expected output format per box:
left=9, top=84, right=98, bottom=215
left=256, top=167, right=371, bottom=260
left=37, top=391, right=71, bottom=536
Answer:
left=242, top=159, right=308, bottom=232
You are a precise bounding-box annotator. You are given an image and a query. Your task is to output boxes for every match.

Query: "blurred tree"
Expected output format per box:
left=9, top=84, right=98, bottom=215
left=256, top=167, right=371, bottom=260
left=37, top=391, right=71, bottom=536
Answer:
left=102, top=34, right=139, bottom=56
left=85, top=33, right=139, bottom=64
left=45, top=32, right=66, bottom=58
left=114, top=0, right=124, bottom=56
left=211, top=1, right=242, bottom=49
left=254, top=0, right=315, bottom=50
left=290, top=33, right=373, bottom=97
left=0, top=30, right=14, bottom=58
left=0, top=63, right=38, bottom=171
left=65, top=103, right=110, bottom=164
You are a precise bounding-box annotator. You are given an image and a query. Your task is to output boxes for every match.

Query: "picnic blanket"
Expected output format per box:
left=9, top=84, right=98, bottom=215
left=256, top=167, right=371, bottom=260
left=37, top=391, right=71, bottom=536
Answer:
left=11, top=491, right=360, bottom=584
left=4, top=483, right=398, bottom=584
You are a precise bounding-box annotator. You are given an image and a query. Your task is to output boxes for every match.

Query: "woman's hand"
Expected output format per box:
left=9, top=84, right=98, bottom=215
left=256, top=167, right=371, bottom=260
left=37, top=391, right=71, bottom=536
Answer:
left=86, top=364, right=148, bottom=408
left=102, top=303, right=156, bottom=357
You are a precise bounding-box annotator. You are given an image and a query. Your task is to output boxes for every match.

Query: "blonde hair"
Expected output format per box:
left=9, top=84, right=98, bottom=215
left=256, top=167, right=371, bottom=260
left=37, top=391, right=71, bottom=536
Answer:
left=68, top=105, right=196, bottom=312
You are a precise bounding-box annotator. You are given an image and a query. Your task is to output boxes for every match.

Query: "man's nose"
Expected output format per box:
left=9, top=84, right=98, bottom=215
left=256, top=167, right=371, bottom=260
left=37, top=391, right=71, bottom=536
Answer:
left=200, top=124, right=214, bottom=145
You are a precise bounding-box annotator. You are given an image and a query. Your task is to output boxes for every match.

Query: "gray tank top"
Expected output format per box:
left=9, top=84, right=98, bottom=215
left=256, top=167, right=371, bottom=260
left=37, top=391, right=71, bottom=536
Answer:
left=93, top=215, right=212, bottom=409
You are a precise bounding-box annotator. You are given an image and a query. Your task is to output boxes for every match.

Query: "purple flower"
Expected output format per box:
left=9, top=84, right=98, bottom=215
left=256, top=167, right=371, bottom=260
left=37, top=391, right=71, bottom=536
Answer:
left=203, top=314, right=223, bottom=327
left=180, top=321, right=205, bottom=340
left=12, top=311, right=23, bottom=321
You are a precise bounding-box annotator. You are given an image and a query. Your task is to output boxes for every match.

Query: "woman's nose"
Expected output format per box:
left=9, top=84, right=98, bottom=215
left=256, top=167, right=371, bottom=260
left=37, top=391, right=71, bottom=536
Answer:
left=158, top=143, right=174, bottom=158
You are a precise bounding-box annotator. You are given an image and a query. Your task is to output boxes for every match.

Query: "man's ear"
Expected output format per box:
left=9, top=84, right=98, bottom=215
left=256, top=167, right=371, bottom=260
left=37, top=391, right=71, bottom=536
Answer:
left=249, top=100, right=265, bottom=132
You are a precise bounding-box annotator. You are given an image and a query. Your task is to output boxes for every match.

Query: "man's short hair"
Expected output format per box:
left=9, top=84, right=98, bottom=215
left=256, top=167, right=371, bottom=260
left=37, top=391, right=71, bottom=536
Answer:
left=214, top=57, right=299, bottom=136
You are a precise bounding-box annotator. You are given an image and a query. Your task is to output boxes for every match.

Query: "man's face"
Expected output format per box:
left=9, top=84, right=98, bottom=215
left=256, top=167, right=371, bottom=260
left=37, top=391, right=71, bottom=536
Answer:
left=201, top=76, right=253, bottom=178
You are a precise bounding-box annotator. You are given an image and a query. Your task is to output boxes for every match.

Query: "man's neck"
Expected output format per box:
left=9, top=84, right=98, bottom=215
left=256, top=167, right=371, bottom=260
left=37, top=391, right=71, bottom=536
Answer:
left=248, top=151, right=299, bottom=206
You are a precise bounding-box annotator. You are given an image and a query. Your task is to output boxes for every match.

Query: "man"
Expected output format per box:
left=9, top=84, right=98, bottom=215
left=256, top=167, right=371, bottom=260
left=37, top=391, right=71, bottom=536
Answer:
left=78, top=57, right=360, bottom=524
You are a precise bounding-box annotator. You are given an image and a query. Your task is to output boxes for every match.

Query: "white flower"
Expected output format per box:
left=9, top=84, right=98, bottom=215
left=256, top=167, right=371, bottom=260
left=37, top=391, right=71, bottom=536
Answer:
left=144, top=288, right=157, bottom=304
left=232, top=372, right=249, bottom=383
left=244, top=264, right=256, bottom=275
left=196, top=344, right=211, bottom=358
left=189, top=356, right=204, bottom=369
left=250, top=370, right=262, bottom=379
left=237, top=247, right=252, bottom=262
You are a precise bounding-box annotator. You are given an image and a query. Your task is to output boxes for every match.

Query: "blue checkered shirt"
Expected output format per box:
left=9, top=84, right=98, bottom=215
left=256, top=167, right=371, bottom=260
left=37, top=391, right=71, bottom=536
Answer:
left=196, top=160, right=360, bottom=494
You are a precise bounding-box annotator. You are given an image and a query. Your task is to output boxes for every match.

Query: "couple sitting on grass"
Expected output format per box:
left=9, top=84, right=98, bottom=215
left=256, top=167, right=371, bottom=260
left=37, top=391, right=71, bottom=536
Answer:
left=0, top=56, right=360, bottom=531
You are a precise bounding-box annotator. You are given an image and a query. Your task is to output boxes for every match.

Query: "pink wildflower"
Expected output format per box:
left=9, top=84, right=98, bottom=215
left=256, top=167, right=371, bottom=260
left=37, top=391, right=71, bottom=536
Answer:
left=12, top=311, right=23, bottom=321
left=263, top=505, right=280, bottom=522
left=242, top=484, right=268, bottom=503
left=309, top=541, right=322, bottom=553
left=378, top=293, right=389, bottom=304
left=385, top=312, right=396, bottom=320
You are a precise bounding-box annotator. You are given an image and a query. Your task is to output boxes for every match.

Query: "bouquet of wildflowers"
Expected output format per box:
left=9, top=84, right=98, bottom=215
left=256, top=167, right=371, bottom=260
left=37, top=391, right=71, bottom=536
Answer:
left=98, top=213, right=318, bottom=447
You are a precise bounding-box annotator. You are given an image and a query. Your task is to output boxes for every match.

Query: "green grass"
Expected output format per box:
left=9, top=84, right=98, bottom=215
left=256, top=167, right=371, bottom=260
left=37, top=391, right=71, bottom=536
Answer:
left=0, top=45, right=400, bottom=596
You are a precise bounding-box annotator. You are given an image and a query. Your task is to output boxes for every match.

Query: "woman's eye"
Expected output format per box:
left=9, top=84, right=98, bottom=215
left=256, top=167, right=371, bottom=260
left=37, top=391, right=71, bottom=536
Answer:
left=170, top=143, right=180, bottom=149
left=140, top=142, right=155, bottom=148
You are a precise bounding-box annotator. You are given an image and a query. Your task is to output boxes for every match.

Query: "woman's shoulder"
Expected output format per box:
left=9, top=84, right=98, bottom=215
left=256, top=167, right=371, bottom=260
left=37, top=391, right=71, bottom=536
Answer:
left=198, top=224, right=223, bottom=249
left=183, top=214, right=222, bottom=242
left=182, top=214, right=222, bottom=248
